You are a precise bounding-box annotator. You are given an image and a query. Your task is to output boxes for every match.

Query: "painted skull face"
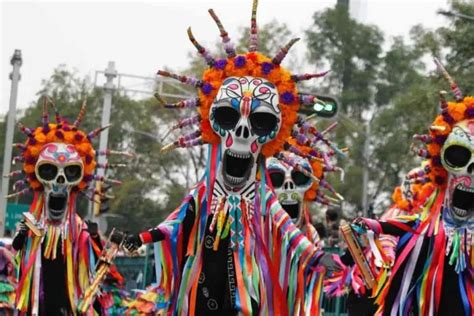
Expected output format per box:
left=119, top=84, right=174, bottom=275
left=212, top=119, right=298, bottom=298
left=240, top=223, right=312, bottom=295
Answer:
left=210, top=76, right=281, bottom=190
left=35, top=143, right=83, bottom=223
left=267, top=153, right=313, bottom=222
left=441, top=119, right=474, bottom=228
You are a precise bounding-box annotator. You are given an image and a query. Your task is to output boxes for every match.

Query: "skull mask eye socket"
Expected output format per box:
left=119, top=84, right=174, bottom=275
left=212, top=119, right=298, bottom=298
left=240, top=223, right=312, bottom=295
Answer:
left=443, top=144, right=472, bottom=168
left=249, top=112, right=278, bottom=136
left=214, top=107, right=240, bottom=130
left=269, top=169, right=285, bottom=188
left=64, top=165, right=82, bottom=182
left=38, top=163, right=58, bottom=181
left=291, top=170, right=311, bottom=186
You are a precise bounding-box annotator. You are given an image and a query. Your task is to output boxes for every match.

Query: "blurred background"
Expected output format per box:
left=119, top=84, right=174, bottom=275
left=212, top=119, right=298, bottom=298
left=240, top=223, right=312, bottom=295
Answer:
left=1, top=0, right=473, bottom=243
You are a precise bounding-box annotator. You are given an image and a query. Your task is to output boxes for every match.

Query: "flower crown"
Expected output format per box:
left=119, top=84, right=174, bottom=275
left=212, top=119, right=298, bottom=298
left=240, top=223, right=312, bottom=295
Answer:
left=6, top=97, right=129, bottom=200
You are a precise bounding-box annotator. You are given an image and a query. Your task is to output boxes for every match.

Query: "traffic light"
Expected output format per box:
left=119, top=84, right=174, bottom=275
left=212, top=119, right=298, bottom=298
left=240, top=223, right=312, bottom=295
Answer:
left=298, top=93, right=338, bottom=118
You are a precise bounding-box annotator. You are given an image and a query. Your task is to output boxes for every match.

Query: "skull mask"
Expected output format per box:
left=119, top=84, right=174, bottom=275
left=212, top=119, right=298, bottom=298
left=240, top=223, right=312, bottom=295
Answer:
left=35, top=143, right=84, bottom=223
left=210, top=76, right=281, bottom=192
left=441, top=119, right=474, bottom=228
left=266, top=153, right=313, bottom=224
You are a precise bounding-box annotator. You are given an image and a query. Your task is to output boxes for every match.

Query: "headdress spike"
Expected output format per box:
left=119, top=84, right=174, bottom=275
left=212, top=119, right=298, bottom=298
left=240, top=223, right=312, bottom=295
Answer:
left=42, top=96, right=50, bottom=128
left=208, top=9, right=236, bottom=58
left=6, top=188, right=30, bottom=199
left=154, top=92, right=200, bottom=109
left=4, top=170, right=23, bottom=178
left=73, top=98, right=87, bottom=128
left=272, top=38, right=300, bottom=65
left=157, top=70, right=203, bottom=88
left=87, top=125, right=111, bottom=141
left=162, top=114, right=201, bottom=141
left=48, top=98, right=62, bottom=123
left=291, top=70, right=330, bottom=82
left=249, top=0, right=259, bottom=52
left=187, top=27, right=216, bottom=66
left=161, top=131, right=202, bottom=153
left=433, top=58, right=463, bottom=101
left=18, top=122, right=34, bottom=139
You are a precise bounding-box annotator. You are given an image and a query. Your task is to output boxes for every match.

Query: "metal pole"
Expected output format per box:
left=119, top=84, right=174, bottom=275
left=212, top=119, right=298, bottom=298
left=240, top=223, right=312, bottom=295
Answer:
left=361, top=121, right=370, bottom=218
left=89, top=61, right=116, bottom=221
left=0, top=50, right=23, bottom=236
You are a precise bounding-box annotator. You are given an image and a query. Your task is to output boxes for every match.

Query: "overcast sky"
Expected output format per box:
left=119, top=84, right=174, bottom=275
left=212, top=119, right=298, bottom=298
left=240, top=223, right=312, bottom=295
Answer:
left=1, top=0, right=449, bottom=115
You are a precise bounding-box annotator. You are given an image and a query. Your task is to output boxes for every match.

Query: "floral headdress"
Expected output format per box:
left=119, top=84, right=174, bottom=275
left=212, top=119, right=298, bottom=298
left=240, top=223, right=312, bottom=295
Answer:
left=410, top=59, right=474, bottom=188
left=156, top=0, right=332, bottom=158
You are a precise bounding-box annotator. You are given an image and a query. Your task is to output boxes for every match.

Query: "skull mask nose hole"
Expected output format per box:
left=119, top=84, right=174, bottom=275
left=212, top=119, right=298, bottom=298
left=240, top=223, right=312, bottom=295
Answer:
left=235, top=125, right=250, bottom=139
left=468, top=163, right=474, bottom=174
left=57, top=175, right=65, bottom=184
left=284, top=181, right=295, bottom=190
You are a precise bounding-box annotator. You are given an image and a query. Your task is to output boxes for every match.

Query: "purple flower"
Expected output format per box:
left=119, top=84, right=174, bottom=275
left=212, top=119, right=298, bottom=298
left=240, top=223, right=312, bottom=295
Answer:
left=261, top=62, right=274, bottom=75
left=234, top=56, right=246, bottom=68
left=465, top=107, right=474, bottom=118
left=215, top=59, right=227, bottom=70
left=85, top=155, right=92, bottom=164
left=74, top=133, right=84, bottom=141
left=55, top=131, right=64, bottom=139
left=201, top=83, right=213, bottom=95
left=442, top=113, right=455, bottom=124
left=42, top=126, right=50, bottom=134
left=83, top=174, right=93, bottom=182
left=434, top=135, right=447, bottom=145
left=26, top=157, right=36, bottom=164
left=432, top=155, right=442, bottom=166
left=281, top=92, right=295, bottom=104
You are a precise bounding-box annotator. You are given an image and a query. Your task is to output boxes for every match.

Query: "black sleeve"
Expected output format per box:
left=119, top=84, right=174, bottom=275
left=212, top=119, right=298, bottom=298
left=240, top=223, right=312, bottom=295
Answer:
left=378, top=220, right=417, bottom=237
left=340, top=249, right=355, bottom=266
left=12, top=233, right=26, bottom=251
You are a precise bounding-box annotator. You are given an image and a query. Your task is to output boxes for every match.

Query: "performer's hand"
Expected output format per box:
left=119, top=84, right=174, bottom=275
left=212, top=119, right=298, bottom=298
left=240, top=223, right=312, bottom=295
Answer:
left=18, top=219, right=29, bottom=236
left=352, top=217, right=370, bottom=232
left=110, top=230, right=126, bottom=245
left=123, top=234, right=142, bottom=253
left=86, top=220, right=99, bottom=237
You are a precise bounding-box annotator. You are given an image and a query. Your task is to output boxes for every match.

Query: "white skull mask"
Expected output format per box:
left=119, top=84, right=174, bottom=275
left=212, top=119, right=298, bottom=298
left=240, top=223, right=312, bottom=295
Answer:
left=441, top=119, right=474, bottom=228
left=35, top=143, right=84, bottom=223
left=210, top=76, right=281, bottom=191
left=266, top=153, right=313, bottom=223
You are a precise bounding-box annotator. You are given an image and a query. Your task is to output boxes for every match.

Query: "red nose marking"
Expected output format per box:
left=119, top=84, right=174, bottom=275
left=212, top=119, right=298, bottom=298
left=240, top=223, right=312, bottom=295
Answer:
left=241, top=96, right=251, bottom=117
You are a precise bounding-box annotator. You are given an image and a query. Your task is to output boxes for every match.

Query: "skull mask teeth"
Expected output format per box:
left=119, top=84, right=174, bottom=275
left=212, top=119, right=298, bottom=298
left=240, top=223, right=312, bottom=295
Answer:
left=35, top=143, right=84, bottom=223
left=266, top=153, right=313, bottom=223
left=210, top=76, right=282, bottom=191
left=441, top=119, right=474, bottom=227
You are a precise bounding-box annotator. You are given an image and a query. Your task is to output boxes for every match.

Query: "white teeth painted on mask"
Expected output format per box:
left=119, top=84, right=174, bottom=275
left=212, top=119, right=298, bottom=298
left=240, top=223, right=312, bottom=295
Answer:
left=227, top=151, right=251, bottom=159
left=453, top=207, right=468, bottom=217
left=227, top=175, right=244, bottom=184
left=456, top=184, right=474, bottom=193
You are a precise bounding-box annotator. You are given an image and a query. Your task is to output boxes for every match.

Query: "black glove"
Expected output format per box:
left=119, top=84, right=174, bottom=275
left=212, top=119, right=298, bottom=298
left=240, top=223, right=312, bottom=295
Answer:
left=18, top=219, right=29, bottom=236
left=86, top=220, right=99, bottom=237
left=123, top=234, right=142, bottom=253
left=110, top=230, right=125, bottom=245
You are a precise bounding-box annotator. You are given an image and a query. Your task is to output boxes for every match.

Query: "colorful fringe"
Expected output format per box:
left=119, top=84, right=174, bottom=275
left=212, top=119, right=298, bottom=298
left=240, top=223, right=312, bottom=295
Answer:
left=148, top=144, right=324, bottom=315
left=15, top=192, right=95, bottom=315
left=0, top=246, right=16, bottom=313
left=361, top=188, right=473, bottom=316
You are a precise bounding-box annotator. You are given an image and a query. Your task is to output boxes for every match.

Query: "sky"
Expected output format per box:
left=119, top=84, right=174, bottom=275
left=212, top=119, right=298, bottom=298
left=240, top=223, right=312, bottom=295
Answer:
left=1, top=0, right=449, bottom=115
